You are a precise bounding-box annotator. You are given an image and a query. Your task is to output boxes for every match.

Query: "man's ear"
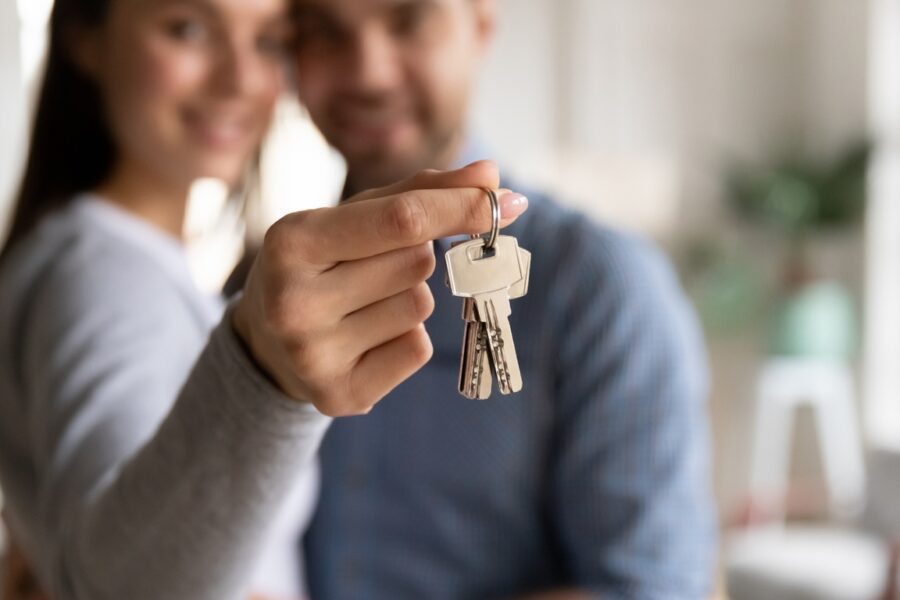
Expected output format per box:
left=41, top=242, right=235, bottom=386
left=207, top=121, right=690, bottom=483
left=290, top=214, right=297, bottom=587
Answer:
left=66, top=25, right=105, bottom=81
left=471, top=0, right=497, bottom=54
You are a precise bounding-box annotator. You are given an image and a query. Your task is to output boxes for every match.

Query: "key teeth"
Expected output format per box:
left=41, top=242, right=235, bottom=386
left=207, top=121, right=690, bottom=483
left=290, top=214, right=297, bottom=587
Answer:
left=458, top=306, right=493, bottom=400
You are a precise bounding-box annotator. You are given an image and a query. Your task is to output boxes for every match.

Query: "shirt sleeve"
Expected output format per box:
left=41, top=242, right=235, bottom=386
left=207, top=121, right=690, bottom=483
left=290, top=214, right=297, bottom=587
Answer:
left=547, top=222, right=717, bottom=599
left=17, top=245, right=331, bottom=600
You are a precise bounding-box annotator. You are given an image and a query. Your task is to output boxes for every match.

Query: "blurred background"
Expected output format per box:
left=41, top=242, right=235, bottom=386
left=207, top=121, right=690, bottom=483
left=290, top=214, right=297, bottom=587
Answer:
left=2, top=0, right=900, bottom=598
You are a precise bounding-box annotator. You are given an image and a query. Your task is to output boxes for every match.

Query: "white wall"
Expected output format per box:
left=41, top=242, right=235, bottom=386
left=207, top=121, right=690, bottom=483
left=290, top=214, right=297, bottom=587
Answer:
left=472, top=0, right=870, bottom=238
left=865, top=0, right=900, bottom=449
left=0, top=0, right=27, bottom=239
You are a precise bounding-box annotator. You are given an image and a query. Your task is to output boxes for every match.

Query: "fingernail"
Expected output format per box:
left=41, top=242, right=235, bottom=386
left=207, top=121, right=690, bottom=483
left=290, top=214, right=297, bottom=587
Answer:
left=499, top=191, right=528, bottom=218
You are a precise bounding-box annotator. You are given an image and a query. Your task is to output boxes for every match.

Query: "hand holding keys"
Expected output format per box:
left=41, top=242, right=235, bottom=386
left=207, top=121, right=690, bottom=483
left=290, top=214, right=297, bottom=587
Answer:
left=445, top=189, right=531, bottom=399
left=233, top=163, right=528, bottom=417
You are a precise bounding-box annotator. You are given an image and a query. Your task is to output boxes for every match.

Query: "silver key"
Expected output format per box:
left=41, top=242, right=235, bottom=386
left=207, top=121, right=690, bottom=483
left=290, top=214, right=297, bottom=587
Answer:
left=446, top=235, right=526, bottom=395
left=450, top=238, right=496, bottom=399
left=509, top=248, right=531, bottom=298
left=459, top=298, right=492, bottom=399
left=477, top=288, right=522, bottom=394
left=458, top=246, right=530, bottom=398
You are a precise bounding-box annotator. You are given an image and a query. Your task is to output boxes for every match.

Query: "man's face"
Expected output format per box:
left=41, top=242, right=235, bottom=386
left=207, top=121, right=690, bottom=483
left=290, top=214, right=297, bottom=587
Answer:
left=293, top=0, right=494, bottom=189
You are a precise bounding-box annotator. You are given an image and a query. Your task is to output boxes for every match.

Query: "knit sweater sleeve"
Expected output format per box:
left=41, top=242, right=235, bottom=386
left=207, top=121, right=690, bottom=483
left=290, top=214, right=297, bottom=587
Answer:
left=16, top=238, right=331, bottom=600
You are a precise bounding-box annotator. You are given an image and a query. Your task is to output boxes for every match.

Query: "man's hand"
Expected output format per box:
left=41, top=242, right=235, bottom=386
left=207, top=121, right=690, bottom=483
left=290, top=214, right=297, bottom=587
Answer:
left=232, top=161, right=528, bottom=417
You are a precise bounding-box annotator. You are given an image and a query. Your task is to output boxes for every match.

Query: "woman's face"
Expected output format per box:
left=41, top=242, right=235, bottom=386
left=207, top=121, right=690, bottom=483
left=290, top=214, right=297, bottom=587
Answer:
left=84, top=0, right=291, bottom=188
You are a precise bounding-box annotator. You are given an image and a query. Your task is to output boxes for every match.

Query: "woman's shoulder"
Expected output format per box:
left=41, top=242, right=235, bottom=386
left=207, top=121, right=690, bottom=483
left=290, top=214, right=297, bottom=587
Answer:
left=5, top=201, right=162, bottom=291
left=0, top=198, right=200, bottom=335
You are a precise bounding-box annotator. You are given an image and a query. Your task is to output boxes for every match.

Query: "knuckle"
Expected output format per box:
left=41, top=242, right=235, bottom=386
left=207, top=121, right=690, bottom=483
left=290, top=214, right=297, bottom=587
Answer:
left=407, top=326, right=434, bottom=365
left=261, top=289, right=293, bottom=333
left=262, top=218, right=293, bottom=257
left=408, top=283, right=435, bottom=321
left=267, top=210, right=321, bottom=263
left=407, top=243, right=436, bottom=278
left=288, top=338, right=338, bottom=381
left=305, top=347, right=342, bottom=381
left=382, top=194, right=426, bottom=244
left=345, top=374, right=382, bottom=415
left=286, top=339, right=317, bottom=375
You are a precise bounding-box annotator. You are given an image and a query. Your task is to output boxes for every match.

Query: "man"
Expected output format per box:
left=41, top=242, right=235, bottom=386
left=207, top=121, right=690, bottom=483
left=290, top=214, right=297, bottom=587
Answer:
left=295, top=1, right=717, bottom=598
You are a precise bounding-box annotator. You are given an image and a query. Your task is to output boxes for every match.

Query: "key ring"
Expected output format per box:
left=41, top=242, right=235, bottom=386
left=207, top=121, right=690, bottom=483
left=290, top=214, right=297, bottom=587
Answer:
left=480, top=188, right=500, bottom=250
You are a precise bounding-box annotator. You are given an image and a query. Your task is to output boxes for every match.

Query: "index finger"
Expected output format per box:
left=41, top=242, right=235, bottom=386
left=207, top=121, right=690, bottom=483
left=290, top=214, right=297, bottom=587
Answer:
left=287, top=187, right=529, bottom=264
left=347, top=160, right=500, bottom=204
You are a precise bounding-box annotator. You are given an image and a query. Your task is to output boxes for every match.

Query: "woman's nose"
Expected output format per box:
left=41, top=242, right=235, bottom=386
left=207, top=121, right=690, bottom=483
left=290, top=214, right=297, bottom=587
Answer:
left=211, top=39, right=278, bottom=98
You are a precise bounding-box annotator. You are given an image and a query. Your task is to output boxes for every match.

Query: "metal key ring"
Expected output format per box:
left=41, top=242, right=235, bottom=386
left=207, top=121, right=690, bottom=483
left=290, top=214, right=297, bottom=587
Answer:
left=481, top=188, right=500, bottom=250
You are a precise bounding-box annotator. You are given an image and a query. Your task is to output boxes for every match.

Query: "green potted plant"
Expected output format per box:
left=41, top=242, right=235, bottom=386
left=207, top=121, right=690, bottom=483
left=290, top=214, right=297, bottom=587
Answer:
left=727, top=142, right=870, bottom=360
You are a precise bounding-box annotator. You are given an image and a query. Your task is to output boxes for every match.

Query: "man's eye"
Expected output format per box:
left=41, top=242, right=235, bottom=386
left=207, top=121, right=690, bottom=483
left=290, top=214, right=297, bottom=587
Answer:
left=391, top=4, right=432, bottom=37
left=257, top=33, right=288, bottom=57
left=165, top=18, right=209, bottom=43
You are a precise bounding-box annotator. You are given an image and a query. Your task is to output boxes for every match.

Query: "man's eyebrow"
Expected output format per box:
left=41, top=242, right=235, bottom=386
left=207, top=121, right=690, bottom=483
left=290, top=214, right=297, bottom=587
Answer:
left=292, top=1, right=333, bottom=14
left=150, top=0, right=217, bottom=15
left=380, top=0, right=442, bottom=11
left=293, top=0, right=439, bottom=18
left=390, top=0, right=441, bottom=7
left=291, top=2, right=335, bottom=21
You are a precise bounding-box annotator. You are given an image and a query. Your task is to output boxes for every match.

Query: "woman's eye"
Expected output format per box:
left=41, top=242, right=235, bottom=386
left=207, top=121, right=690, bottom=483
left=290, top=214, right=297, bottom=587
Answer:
left=165, top=18, right=209, bottom=43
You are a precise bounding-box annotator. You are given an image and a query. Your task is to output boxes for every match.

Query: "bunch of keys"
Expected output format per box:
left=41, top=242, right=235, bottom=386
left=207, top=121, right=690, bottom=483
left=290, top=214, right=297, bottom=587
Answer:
left=445, top=189, right=531, bottom=399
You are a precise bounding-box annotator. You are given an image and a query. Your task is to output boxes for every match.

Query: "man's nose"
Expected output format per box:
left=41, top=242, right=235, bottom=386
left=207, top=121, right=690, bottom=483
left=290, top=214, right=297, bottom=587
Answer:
left=345, top=26, right=403, bottom=92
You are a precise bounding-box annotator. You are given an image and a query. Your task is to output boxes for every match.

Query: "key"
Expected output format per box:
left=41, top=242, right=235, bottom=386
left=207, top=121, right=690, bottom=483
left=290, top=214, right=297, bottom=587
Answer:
left=446, top=235, right=526, bottom=395
left=449, top=239, right=490, bottom=398
left=509, top=248, right=531, bottom=298
left=458, top=246, right=530, bottom=398
left=445, top=243, right=530, bottom=297
left=477, top=287, right=522, bottom=394
left=453, top=240, right=529, bottom=399
left=459, top=298, right=492, bottom=399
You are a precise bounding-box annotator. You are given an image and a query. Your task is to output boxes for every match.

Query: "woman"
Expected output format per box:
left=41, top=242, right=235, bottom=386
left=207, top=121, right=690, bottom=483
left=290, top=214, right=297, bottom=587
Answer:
left=1, top=0, right=328, bottom=597
left=0, top=0, right=525, bottom=598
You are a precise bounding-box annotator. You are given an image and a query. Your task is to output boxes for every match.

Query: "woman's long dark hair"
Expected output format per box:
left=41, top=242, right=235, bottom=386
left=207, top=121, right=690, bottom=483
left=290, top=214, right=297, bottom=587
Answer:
left=1, top=0, right=114, bottom=259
